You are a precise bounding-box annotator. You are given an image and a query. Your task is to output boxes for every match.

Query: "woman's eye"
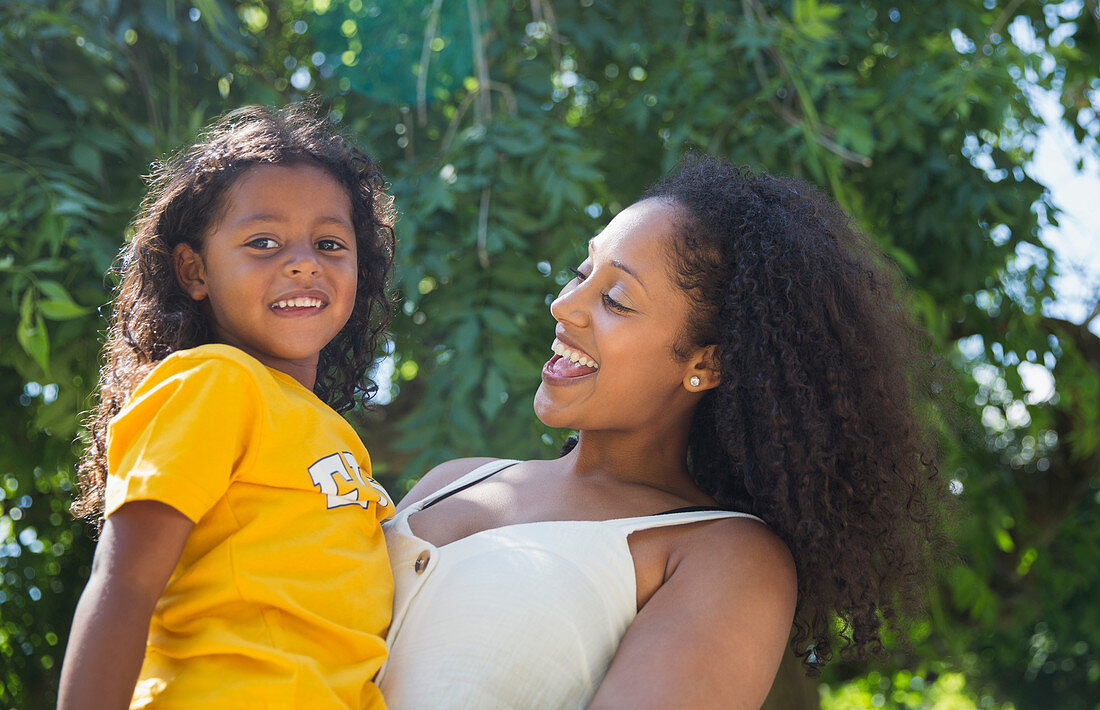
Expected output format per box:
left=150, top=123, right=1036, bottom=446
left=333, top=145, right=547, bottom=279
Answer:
left=602, top=293, right=631, bottom=313
left=246, top=236, right=277, bottom=249
left=567, top=264, right=630, bottom=313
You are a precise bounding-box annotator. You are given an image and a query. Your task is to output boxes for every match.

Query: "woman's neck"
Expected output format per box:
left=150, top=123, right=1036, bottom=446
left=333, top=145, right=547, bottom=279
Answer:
left=564, top=423, right=702, bottom=500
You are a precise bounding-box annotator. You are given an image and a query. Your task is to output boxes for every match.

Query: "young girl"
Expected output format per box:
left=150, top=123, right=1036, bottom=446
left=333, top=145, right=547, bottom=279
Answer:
left=59, top=104, right=397, bottom=709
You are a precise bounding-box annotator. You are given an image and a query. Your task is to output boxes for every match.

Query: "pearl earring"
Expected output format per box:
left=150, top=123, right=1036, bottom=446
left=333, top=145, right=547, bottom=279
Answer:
left=689, top=375, right=701, bottom=387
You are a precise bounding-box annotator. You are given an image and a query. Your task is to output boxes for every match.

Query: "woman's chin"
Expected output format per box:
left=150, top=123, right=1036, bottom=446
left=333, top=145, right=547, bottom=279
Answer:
left=532, top=388, right=572, bottom=429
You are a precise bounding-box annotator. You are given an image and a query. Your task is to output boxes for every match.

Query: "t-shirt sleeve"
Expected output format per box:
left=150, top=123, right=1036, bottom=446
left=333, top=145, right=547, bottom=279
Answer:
left=104, top=354, right=264, bottom=523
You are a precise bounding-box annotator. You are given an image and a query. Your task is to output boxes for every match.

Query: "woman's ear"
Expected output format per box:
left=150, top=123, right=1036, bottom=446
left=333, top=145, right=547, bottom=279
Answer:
left=173, top=243, right=208, bottom=301
left=683, top=345, right=721, bottom=392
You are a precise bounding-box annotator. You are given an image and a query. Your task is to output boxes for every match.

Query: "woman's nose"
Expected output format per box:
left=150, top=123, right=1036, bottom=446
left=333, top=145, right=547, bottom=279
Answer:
left=549, top=282, right=590, bottom=327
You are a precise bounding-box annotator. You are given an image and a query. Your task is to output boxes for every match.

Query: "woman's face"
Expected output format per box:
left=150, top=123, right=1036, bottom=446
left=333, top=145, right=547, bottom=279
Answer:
left=534, top=198, right=708, bottom=432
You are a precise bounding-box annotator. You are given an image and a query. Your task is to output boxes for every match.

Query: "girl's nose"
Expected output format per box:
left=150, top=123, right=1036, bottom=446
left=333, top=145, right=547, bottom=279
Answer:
left=284, top=243, right=322, bottom=277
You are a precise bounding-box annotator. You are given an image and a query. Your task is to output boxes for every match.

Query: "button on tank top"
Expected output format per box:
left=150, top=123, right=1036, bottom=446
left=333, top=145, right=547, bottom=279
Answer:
left=378, top=460, right=762, bottom=709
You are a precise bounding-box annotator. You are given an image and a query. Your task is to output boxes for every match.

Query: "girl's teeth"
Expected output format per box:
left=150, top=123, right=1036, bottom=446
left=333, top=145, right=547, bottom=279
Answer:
left=273, top=297, right=324, bottom=309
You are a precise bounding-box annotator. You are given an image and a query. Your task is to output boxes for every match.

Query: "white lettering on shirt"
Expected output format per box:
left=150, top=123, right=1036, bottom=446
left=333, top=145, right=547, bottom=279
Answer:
left=308, top=452, right=391, bottom=510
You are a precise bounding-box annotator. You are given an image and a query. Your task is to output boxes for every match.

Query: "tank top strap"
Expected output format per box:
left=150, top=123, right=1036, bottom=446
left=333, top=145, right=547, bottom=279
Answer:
left=412, top=459, right=523, bottom=511
left=607, top=509, right=764, bottom=535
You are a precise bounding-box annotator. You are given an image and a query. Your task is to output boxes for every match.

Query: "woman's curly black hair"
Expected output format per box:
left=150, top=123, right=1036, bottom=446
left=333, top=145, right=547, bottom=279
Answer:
left=567, top=155, right=949, bottom=674
left=74, top=102, right=396, bottom=523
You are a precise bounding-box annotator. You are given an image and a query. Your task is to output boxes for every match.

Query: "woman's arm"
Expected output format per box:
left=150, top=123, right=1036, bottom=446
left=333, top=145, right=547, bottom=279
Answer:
left=58, top=501, right=194, bottom=710
left=588, top=519, right=797, bottom=710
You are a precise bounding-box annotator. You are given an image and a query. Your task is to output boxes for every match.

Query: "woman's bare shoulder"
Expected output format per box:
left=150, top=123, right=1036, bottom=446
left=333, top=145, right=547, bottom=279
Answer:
left=590, top=516, right=796, bottom=709
left=683, top=514, right=795, bottom=583
left=394, top=457, right=503, bottom=512
left=663, top=514, right=797, bottom=621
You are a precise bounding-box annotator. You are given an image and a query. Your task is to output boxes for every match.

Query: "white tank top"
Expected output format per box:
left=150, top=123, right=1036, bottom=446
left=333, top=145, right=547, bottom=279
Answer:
left=377, top=460, right=762, bottom=709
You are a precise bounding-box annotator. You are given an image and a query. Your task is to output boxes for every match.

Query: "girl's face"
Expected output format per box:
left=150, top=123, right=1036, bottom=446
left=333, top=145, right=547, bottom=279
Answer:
left=534, top=198, right=716, bottom=432
left=174, top=163, right=358, bottom=383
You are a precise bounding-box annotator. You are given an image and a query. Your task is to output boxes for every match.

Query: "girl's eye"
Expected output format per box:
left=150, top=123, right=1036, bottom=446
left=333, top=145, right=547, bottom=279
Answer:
left=317, top=238, right=347, bottom=252
left=568, top=266, right=586, bottom=280
left=246, top=236, right=278, bottom=249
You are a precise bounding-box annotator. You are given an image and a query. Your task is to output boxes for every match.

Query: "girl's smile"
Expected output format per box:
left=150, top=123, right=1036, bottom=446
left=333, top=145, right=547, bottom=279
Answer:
left=269, top=289, right=330, bottom=315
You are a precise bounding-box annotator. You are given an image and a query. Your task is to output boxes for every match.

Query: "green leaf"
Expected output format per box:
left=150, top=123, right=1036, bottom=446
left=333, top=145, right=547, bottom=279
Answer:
left=33, top=211, right=65, bottom=255
left=791, top=0, right=840, bottom=40
left=70, top=143, right=102, bottom=179
left=478, top=366, right=506, bottom=419
left=452, top=318, right=481, bottom=354
left=887, top=246, right=920, bottom=276
left=994, top=527, right=1016, bottom=554
left=481, top=308, right=520, bottom=335
left=17, top=289, right=50, bottom=374
left=36, top=280, right=89, bottom=320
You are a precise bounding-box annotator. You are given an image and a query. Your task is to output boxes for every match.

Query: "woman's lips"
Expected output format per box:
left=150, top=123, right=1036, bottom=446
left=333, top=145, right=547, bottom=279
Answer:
left=542, top=353, right=599, bottom=381
left=550, top=338, right=599, bottom=368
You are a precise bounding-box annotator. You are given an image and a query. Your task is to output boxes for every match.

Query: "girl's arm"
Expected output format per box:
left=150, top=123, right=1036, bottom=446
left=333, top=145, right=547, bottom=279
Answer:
left=58, top=501, right=194, bottom=710
left=588, top=519, right=797, bottom=710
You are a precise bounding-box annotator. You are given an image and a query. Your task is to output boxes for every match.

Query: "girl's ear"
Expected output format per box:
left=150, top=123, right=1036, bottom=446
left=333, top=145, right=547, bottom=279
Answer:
left=683, top=344, right=721, bottom=392
left=173, top=243, right=208, bottom=301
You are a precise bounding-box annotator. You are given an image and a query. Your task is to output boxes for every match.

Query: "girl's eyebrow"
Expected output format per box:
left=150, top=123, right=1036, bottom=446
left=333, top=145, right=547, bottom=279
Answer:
left=231, top=213, right=354, bottom=230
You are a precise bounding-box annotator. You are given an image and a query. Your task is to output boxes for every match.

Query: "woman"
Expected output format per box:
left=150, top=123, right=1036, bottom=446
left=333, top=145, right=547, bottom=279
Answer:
left=378, top=157, right=946, bottom=709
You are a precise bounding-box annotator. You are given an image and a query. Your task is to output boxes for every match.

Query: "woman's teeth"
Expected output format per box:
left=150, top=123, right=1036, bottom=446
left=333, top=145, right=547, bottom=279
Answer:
left=551, top=339, right=599, bottom=369
left=272, top=297, right=325, bottom=309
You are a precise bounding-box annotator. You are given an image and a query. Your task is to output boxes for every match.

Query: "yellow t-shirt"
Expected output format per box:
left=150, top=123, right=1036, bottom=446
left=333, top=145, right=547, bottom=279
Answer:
left=105, top=344, right=394, bottom=709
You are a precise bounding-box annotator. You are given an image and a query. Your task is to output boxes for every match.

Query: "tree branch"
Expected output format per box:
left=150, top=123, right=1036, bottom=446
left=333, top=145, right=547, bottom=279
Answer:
left=417, top=0, right=444, bottom=127
left=740, top=0, right=872, bottom=168
left=530, top=0, right=564, bottom=65
left=978, top=0, right=1026, bottom=57
left=1086, top=0, right=1100, bottom=35
left=1085, top=297, right=1100, bottom=329
left=477, top=186, right=491, bottom=269
left=467, top=0, right=491, bottom=124
left=1043, top=314, right=1100, bottom=370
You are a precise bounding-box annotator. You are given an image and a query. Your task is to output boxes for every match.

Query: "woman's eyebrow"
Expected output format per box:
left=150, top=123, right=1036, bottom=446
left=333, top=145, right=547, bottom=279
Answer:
left=610, top=259, right=641, bottom=283
left=587, top=239, right=647, bottom=290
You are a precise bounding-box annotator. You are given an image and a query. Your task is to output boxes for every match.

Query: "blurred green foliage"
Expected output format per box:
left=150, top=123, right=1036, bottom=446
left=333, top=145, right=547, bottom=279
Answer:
left=821, top=668, right=1017, bottom=709
left=1, top=1, right=1098, bottom=708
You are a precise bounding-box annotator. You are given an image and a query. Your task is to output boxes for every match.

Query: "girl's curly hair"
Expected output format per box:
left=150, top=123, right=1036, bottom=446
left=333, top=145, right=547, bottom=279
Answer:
left=73, top=102, right=396, bottom=523
left=645, top=156, right=948, bottom=674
